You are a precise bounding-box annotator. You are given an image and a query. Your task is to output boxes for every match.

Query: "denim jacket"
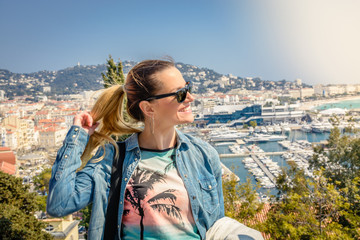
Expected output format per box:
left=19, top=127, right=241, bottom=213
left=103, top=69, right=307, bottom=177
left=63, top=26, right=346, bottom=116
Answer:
left=47, top=125, right=225, bottom=240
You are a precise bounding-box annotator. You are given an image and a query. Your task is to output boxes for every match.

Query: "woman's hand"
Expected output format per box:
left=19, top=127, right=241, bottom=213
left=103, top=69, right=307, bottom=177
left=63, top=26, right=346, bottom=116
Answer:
left=73, top=111, right=100, bottom=136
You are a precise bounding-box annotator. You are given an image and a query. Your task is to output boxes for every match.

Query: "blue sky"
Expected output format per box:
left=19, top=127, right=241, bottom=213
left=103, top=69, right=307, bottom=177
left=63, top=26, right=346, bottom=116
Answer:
left=1, top=0, right=359, bottom=85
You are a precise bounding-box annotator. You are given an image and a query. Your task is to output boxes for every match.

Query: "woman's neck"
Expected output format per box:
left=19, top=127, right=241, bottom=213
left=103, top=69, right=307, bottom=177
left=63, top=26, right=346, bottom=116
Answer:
left=138, top=126, right=177, bottom=150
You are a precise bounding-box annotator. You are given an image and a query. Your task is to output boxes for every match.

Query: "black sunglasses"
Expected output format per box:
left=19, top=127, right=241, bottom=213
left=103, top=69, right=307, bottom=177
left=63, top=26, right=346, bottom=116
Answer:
left=145, top=82, right=192, bottom=103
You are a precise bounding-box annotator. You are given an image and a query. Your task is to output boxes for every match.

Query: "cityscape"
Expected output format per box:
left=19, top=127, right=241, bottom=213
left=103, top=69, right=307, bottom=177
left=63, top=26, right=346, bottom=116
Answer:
left=1, top=60, right=360, bottom=239
left=1, top=0, right=360, bottom=238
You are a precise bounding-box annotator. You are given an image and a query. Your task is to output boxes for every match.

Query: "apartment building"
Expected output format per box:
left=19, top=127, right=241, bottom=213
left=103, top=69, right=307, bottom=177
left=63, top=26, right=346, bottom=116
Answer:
left=314, top=84, right=360, bottom=96
left=34, top=110, right=52, bottom=125
left=38, top=126, right=67, bottom=148
left=5, top=130, right=17, bottom=149
left=2, top=116, right=34, bottom=150
left=42, top=215, right=79, bottom=240
left=288, top=88, right=315, bottom=99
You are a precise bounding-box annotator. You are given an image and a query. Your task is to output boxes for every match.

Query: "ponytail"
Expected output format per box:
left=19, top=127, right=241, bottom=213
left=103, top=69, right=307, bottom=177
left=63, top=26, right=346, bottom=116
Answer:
left=80, top=59, right=175, bottom=166
left=80, top=85, right=141, bottom=165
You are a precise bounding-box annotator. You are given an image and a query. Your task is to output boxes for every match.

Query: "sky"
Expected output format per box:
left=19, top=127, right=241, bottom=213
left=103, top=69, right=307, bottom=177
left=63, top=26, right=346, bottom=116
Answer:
left=0, top=0, right=359, bottom=85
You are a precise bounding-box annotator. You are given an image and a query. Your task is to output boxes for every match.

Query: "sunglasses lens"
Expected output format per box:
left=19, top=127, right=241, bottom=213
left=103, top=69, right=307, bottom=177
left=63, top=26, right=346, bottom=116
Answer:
left=176, top=89, right=187, bottom=103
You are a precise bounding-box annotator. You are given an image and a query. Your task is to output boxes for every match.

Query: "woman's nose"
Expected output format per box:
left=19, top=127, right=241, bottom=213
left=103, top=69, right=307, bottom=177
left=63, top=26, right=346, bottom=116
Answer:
left=185, top=92, right=195, bottom=102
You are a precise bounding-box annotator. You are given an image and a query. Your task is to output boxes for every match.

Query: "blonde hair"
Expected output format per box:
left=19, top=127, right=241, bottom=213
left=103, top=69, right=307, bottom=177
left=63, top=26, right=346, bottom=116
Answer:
left=80, top=85, right=141, bottom=164
left=80, top=59, right=175, bottom=165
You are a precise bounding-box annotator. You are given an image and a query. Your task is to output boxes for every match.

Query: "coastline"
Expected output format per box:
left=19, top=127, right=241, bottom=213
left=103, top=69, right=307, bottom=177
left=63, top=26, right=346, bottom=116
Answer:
left=299, top=95, right=360, bottom=111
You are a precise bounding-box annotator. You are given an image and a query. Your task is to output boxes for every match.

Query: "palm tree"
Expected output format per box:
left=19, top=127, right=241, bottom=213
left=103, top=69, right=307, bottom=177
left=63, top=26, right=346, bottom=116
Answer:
left=124, top=166, right=183, bottom=239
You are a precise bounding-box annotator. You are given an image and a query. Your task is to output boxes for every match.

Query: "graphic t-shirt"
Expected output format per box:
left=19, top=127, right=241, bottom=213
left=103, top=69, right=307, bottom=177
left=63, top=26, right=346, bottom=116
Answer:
left=121, top=147, right=201, bottom=240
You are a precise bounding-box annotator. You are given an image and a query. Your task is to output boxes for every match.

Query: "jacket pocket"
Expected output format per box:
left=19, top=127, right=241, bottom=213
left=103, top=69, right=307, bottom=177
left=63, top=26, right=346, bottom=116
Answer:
left=199, top=176, right=220, bottom=214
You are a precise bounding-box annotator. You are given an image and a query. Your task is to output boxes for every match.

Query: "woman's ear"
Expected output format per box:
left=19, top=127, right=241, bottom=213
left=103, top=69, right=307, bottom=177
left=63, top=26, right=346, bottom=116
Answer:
left=139, top=100, right=155, bottom=118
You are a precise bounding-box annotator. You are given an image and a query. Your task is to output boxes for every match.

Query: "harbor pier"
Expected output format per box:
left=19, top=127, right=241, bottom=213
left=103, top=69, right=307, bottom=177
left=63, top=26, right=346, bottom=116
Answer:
left=250, top=154, right=276, bottom=184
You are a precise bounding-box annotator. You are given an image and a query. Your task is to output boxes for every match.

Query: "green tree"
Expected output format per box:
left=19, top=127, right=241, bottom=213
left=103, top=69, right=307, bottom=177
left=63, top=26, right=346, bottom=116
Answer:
left=0, top=171, right=52, bottom=240
left=310, top=126, right=360, bottom=238
left=101, top=55, right=131, bottom=141
left=101, top=55, right=125, bottom=88
left=33, top=168, right=52, bottom=212
left=33, top=168, right=52, bottom=194
left=261, top=162, right=357, bottom=239
left=222, top=175, right=264, bottom=228
left=249, top=121, right=257, bottom=128
left=79, top=204, right=92, bottom=240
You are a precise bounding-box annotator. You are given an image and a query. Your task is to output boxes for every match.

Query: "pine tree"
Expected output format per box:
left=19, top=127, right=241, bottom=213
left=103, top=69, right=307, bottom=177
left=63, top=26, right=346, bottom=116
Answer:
left=101, top=55, right=132, bottom=141
left=101, top=55, right=125, bottom=88
left=309, top=126, right=360, bottom=239
left=0, top=171, right=52, bottom=240
left=261, top=163, right=357, bottom=239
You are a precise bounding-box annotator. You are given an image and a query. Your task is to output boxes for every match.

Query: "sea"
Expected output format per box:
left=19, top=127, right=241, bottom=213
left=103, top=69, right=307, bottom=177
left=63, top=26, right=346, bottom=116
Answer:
left=315, top=98, right=360, bottom=110
left=213, top=130, right=330, bottom=196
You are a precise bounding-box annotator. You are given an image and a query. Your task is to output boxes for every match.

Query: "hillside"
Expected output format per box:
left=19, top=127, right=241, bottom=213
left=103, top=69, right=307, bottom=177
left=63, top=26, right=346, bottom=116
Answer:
left=0, top=61, right=311, bottom=98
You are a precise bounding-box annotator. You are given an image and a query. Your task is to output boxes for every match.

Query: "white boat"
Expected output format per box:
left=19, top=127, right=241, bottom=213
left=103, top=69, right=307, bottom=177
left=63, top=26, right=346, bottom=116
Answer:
left=260, top=126, right=268, bottom=133
left=274, top=125, right=282, bottom=134
left=282, top=126, right=291, bottom=132
left=263, top=183, right=276, bottom=189
left=247, top=144, right=265, bottom=152
left=323, top=122, right=333, bottom=132
left=248, top=127, right=254, bottom=134
left=301, top=124, right=312, bottom=132
left=245, top=134, right=287, bottom=143
left=242, top=157, right=255, bottom=163
left=215, top=142, right=235, bottom=146
left=311, top=122, right=325, bottom=133
left=253, top=171, right=265, bottom=177
left=266, top=126, right=275, bottom=134
left=229, top=144, right=247, bottom=154
left=245, top=163, right=259, bottom=169
left=210, top=132, right=249, bottom=142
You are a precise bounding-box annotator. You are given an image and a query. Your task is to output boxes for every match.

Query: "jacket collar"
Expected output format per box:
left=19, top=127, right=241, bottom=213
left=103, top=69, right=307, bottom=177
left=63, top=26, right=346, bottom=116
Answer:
left=124, top=128, right=190, bottom=152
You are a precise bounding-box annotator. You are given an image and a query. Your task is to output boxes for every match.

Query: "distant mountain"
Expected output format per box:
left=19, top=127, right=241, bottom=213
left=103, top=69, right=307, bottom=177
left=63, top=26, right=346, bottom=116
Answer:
left=0, top=61, right=311, bottom=98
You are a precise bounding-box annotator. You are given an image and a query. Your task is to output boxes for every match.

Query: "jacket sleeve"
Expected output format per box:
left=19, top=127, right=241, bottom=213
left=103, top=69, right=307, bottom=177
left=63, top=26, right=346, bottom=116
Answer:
left=208, top=144, right=225, bottom=218
left=46, top=125, right=103, bottom=217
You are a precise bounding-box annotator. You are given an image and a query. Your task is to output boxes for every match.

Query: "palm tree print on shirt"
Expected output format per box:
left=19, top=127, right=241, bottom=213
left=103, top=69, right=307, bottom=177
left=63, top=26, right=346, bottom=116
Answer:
left=123, top=166, right=183, bottom=240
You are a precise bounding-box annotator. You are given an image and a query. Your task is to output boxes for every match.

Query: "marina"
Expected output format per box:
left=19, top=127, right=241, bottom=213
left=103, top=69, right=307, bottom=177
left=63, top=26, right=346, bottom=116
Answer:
left=207, top=127, right=333, bottom=194
left=249, top=154, right=276, bottom=186
left=220, top=151, right=303, bottom=157
left=185, top=103, right=360, bottom=194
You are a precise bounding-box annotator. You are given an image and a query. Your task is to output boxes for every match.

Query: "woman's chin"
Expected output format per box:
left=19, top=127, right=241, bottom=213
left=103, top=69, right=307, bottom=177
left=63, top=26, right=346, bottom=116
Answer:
left=179, top=116, right=194, bottom=124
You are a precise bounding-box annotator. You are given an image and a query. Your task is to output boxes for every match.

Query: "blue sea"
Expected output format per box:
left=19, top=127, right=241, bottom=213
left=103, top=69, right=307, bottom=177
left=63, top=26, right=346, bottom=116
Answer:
left=315, top=98, right=360, bottom=110
left=214, top=130, right=330, bottom=196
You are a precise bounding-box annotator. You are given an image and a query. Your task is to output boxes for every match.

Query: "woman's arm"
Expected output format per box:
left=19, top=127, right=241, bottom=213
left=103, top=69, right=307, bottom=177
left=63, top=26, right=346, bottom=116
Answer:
left=46, top=112, right=101, bottom=217
left=47, top=125, right=94, bottom=216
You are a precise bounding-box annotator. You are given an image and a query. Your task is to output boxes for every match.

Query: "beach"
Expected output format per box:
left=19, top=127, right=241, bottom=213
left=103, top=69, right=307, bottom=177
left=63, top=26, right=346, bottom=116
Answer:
left=299, top=95, right=360, bottom=111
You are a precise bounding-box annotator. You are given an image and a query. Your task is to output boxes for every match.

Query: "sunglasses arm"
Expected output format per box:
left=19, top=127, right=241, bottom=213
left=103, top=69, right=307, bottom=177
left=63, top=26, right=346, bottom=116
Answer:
left=146, top=92, right=176, bottom=101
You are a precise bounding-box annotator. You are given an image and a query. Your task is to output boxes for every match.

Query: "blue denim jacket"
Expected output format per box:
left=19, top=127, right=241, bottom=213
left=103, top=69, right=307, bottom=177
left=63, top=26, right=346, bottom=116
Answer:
left=47, top=125, right=225, bottom=240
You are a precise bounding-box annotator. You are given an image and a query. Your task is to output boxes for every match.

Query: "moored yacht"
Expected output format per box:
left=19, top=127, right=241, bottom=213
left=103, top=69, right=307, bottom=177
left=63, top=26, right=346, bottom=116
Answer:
left=274, top=125, right=282, bottom=134
left=311, top=122, right=325, bottom=133
left=245, top=134, right=287, bottom=143
left=301, top=124, right=312, bottom=132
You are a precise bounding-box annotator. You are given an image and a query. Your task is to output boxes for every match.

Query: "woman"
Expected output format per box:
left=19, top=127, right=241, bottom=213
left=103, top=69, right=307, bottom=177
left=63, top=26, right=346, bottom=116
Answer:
left=46, top=59, right=225, bottom=240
